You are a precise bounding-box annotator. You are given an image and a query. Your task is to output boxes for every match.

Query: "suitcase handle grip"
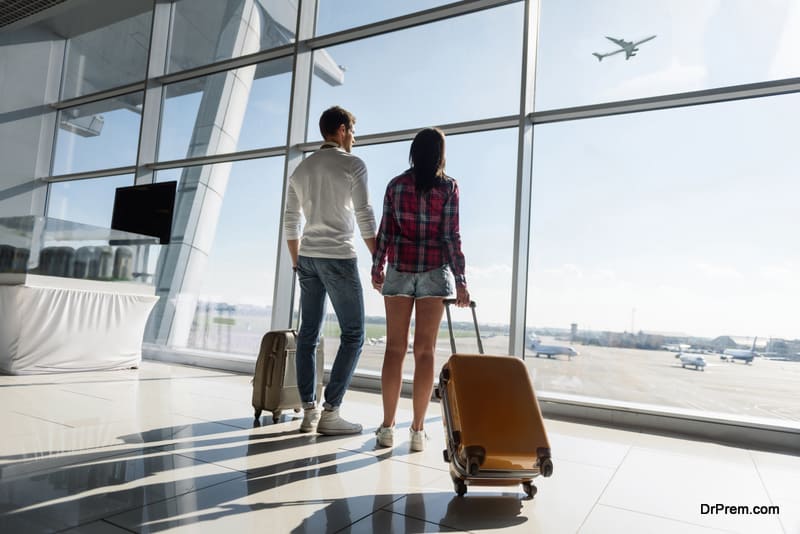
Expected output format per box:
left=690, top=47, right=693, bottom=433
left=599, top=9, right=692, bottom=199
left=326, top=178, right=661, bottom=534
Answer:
left=442, top=299, right=484, bottom=355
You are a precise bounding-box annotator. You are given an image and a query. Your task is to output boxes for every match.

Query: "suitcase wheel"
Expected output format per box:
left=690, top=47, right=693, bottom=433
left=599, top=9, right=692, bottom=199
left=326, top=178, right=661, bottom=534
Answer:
left=522, top=481, right=537, bottom=499
left=454, top=478, right=467, bottom=497
left=540, top=457, right=554, bottom=478
left=272, top=410, right=282, bottom=423
left=442, top=449, right=450, bottom=463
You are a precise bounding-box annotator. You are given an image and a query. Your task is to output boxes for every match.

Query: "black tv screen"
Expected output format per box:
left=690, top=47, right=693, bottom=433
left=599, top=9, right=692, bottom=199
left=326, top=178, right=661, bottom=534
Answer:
left=111, top=181, right=177, bottom=244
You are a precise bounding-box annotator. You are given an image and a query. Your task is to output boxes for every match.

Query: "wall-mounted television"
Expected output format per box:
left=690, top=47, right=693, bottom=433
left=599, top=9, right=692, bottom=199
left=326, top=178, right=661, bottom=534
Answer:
left=111, top=181, right=177, bottom=244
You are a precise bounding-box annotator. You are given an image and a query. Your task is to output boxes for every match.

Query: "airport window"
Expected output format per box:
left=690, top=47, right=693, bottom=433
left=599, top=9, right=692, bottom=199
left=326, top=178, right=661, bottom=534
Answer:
left=158, top=59, right=292, bottom=162
left=306, top=2, right=523, bottom=140
left=60, top=1, right=153, bottom=99
left=315, top=0, right=462, bottom=36
left=46, top=174, right=134, bottom=229
left=152, top=157, right=285, bottom=356
left=167, top=0, right=297, bottom=74
left=310, top=128, right=518, bottom=377
left=525, top=93, right=800, bottom=422
left=535, top=0, right=800, bottom=111
left=52, top=92, right=144, bottom=176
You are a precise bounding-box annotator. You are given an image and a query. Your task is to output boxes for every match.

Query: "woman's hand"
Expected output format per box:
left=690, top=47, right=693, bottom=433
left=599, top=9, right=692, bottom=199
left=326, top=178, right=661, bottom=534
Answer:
left=456, top=285, right=470, bottom=307
left=372, top=272, right=384, bottom=292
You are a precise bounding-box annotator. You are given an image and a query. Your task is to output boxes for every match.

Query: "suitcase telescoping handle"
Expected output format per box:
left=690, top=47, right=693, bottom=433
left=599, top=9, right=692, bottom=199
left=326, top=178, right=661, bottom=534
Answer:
left=443, top=299, right=484, bottom=355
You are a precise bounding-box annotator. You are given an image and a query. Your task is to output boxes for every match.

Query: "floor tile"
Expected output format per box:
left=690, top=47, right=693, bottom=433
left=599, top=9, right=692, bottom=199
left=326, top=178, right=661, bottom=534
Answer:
left=599, top=446, right=784, bottom=533
left=580, top=504, right=732, bottom=534
left=0, top=447, right=243, bottom=533
left=106, top=449, right=444, bottom=533
left=384, top=458, right=615, bottom=534
left=750, top=449, right=800, bottom=534
left=343, top=509, right=463, bottom=533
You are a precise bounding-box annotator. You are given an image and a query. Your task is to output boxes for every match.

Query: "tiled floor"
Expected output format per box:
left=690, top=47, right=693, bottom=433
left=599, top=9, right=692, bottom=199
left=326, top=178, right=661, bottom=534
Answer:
left=0, top=361, right=797, bottom=534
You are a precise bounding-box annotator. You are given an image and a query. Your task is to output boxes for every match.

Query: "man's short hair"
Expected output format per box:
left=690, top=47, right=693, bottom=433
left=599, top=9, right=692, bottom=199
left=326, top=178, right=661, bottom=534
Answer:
left=319, top=106, right=356, bottom=138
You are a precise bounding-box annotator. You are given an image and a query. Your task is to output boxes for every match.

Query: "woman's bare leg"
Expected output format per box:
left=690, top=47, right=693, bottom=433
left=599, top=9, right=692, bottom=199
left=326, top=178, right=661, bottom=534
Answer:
left=381, top=296, right=414, bottom=428
left=411, top=297, right=445, bottom=431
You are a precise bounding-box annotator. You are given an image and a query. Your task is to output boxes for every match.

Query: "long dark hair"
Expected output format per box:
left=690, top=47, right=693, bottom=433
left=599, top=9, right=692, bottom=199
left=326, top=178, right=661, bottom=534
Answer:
left=409, top=128, right=446, bottom=194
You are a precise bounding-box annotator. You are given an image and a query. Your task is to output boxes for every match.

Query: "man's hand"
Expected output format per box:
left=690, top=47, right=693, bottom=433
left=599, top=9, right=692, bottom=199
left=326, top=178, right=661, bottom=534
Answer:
left=456, top=285, right=470, bottom=307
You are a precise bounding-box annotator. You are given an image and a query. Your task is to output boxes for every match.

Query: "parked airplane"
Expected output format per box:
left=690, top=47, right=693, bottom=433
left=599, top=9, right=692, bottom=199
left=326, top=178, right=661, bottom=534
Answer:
left=592, top=35, right=656, bottom=62
left=721, top=337, right=758, bottom=364
left=677, top=352, right=706, bottom=371
left=526, top=334, right=579, bottom=360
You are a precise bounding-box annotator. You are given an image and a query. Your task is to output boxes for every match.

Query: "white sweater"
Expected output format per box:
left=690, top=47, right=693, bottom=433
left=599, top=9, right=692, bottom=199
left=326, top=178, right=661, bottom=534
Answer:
left=283, top=144, right=376, bottom=259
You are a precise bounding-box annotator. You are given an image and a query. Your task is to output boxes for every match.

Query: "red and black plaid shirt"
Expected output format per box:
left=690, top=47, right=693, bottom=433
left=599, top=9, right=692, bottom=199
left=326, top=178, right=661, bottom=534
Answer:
left=372, top=172, right=466, bottom=287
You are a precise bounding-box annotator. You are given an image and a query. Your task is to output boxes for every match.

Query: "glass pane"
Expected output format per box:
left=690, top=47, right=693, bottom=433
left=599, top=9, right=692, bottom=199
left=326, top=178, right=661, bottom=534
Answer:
left=53, top=93, right=144, bottom=175
left=298, top=129, right=518, bottom=377
left=307, top=3, right=523, bottom=140
left=152, top=157, right=285, bottom=356
left=168, top=0, right=297, bottom=74
left=47, top=174, right=134, bottom=228
left=60, top=2, right=152, bottom=99
left=526, top=94, right=800, bottom=423
left=536, top=0, right=800, bottom=110
left=316, top=0, right=459, bottom=36
left=158, top=59, right=291, bottom=161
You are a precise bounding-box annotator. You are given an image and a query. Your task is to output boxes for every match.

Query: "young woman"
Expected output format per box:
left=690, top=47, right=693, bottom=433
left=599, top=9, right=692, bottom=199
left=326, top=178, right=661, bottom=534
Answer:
left=371, top=127, right=470, bottom=451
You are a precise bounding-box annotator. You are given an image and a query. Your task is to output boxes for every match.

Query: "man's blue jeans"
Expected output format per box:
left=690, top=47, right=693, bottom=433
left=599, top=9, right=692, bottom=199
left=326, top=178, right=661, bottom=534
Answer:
left=295, top=255, right=364, bottom=408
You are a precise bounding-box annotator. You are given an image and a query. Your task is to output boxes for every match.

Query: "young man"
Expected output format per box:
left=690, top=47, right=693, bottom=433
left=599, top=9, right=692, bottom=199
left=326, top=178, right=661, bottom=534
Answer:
left=283, top=106, right=376, bottom=435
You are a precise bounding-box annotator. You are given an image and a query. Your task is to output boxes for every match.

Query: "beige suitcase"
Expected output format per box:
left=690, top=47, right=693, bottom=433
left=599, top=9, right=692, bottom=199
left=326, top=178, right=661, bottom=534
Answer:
left=252, top=329, right=323, bottom=424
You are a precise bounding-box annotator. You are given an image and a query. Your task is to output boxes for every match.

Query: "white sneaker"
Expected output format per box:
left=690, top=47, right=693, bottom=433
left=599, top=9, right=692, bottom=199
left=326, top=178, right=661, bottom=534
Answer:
left=375, top=425, right=394, bottom=447
left=299, top=407, right=319, bottom=433
left=410, top=428, right=427, bottom=452
left=317, top=407, right=363, bottom=435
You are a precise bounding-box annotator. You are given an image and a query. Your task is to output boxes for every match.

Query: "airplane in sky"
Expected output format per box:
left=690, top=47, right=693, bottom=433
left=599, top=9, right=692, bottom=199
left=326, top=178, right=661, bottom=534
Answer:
left=526, top=333, right=579, bottom=360
left=720, top=337, right=758, bottom=364
left=592, top=35, right=656, bottom=62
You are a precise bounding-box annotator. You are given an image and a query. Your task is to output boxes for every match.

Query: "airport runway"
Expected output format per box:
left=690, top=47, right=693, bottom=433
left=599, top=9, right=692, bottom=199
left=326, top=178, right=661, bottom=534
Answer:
left=341, top=335, right=800, bottom=423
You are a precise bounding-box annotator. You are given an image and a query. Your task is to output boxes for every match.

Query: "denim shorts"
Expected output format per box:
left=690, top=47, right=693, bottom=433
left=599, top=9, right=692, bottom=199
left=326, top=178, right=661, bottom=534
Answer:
left=382, top=265, right=453, bottom=299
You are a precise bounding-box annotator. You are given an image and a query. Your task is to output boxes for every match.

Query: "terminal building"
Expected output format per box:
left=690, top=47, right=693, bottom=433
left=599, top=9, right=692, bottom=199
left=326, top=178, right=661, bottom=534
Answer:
left=0, top=1, right=798, bottom=532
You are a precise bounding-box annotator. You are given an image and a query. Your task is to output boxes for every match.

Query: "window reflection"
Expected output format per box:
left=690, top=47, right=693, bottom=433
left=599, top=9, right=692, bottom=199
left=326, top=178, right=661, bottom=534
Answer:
left=148, top=157, right=284, bottom=356
left=159, top=59, right=292, bottom=161
left=47, top=174, right=134, bottom=228
left=168, top=0, right=297, bottom=74
left=60, top=1, right=152, bottom=99
left=53, top=93, right=143, bottom=175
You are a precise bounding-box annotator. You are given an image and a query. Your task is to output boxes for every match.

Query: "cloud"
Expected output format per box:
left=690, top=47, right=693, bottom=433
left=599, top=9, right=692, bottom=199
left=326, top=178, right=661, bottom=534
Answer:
left=695, top=262, right=743, bottom=280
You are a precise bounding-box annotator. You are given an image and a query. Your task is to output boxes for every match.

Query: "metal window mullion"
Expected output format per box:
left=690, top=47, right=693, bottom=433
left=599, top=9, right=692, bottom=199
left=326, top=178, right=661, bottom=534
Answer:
left=295, top=115, right=519, bottom=153
left=135, top=0, right=172, bottom=185
left=271, top=0, right=318, bottom=331
left=148, top=145, right=288, bottom=171
left=509, top=0, right=540, bottom=358
left=43, top=166, right=137, bottom=183
left=155, top=44, right=295, bottom=86
left=529, top=76, right=800, bottom=125
left=49, top=82, right=147, bottom=111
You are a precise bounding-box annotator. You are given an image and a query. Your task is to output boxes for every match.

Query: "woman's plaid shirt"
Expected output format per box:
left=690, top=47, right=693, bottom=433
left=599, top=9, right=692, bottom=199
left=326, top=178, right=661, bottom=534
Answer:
left=371, top=172, right=466, bottom=287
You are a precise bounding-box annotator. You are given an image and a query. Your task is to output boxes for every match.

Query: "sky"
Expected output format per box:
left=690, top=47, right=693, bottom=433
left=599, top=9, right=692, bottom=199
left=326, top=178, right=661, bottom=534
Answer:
left=41, top=0, right=800, bottom=342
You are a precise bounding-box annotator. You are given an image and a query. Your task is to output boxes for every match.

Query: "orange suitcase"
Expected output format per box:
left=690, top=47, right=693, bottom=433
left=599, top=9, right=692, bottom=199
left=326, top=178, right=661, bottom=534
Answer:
left=436, top=300, right=553, bottom=498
